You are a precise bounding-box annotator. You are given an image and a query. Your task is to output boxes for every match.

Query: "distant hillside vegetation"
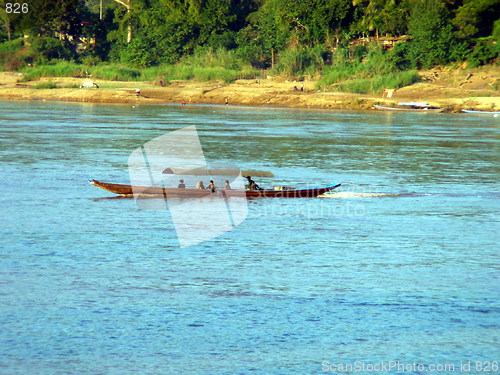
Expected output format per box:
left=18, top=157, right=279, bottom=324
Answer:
left=1, top=0, right=498, bottom=93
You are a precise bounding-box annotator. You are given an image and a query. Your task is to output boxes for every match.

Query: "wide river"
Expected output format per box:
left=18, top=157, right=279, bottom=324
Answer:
left=1, top=100, right=498, bottom=374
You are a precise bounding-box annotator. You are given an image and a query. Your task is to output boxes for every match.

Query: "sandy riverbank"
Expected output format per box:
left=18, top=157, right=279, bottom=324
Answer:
left=0, top=67, right=498, bottom=111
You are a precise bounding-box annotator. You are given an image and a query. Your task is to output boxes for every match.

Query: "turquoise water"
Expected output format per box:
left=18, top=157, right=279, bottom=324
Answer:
left=0, top=100, right=499, bottom=374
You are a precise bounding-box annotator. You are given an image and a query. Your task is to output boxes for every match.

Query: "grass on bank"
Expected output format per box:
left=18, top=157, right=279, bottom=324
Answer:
left=316, top=63, right=363, bottom=90
left=32, top=81, right=58, bottom=89
left=19, top=61, right=259, bottom=83
left=18, top=61, right=421, bottom=94
left=334, top=71, right=421, bottom=94
left=316, top=55, right=421, bottom=94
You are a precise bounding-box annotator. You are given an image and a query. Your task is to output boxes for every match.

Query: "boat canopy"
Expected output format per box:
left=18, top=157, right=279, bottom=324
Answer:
left=162, top=167, right=275, bottom=178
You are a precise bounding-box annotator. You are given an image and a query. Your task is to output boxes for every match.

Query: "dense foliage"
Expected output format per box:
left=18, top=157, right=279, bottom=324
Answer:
left=0, top=0, right=498, bottom=89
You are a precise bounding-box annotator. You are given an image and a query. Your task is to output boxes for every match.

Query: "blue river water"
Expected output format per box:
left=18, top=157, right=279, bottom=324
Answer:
left=0, top=100, right=499, bottom=374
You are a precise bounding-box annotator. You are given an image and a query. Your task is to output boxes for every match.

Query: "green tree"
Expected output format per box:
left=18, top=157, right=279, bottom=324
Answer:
left=0, top=2, right=12, bottom=41
left=380, top=0, right=409, bottom=36
left=352, top=0, right=384, bottom=37
left=453, top=0, right=500, bottom=39
left=113, top=0, right=202, bottom=65
left=306, top=0, right=353, bottom=44
left=236, top=0, right=291, bottom=68
left=229, top=0, right=259, bottom=30
left=235, top=25, right=269, bottom=68
left=199, top=0, right=235, bottom=44
left=408, top=0, right=464, bottom=68
left=30, top=36, right=77, bottom=62
left=16, top=0, right=83, bottom=39
left=352, top=0, right=409, bottom=37
left=246, top=0, right=343, bottom=48
left=493, top=19, right=500, bottom=42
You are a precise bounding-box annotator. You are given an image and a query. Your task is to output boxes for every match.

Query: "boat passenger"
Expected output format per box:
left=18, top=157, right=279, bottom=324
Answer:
left=178, top=179, right=186, bottom=189
left=244, top=176, right=260, bottom=190
left=207, top=180, right=217, bottom=193
left=223, top=180, right=231, bottom=190
left=196, top=181, right=205, bottom=190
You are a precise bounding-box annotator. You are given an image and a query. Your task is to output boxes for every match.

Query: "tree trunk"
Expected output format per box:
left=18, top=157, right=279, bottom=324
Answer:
left=126, top=3, right=132, bottom=43
left=113, top=0, right=132, bottom=43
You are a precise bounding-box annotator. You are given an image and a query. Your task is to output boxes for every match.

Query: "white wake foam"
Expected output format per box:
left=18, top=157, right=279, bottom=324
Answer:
left=319, top=192, right=401, bottom=198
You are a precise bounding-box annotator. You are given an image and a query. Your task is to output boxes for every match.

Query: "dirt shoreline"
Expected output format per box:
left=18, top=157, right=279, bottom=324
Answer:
left=1, top=69, right=498, bottom=111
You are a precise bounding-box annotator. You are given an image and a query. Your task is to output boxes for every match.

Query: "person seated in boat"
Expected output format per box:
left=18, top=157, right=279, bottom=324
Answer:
left=206, top=180, right=217, bottom=193
left=177, top=179, right=186, bottom=189
left=244, top=176, right=261, bottom=190
left=222, top=180, right=231, bottom=190
left=196, top=181, right=205, bottom=190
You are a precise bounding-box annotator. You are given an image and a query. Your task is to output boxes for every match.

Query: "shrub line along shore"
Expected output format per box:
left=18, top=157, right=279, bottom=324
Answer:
left=0, top=71, right=498, bottom=112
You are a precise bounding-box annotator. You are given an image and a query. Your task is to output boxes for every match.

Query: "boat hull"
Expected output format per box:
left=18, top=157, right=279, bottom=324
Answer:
left=90, top=180, right=341, bottom=198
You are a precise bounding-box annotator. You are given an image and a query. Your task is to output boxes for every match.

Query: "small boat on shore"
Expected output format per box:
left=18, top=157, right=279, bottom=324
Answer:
left=90, top=179, right=341, bottom=198
left=461, top=109, right=500, bottom=116
left=374, top=102, right=444, bottom=112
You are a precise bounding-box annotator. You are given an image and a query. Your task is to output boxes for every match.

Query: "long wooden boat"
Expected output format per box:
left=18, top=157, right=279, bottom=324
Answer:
left=90, top=179, right=341, bottom=198
left=373, top=104, right=444, bottom=112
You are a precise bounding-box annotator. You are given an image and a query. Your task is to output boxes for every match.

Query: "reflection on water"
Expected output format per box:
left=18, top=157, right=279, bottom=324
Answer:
left=0, top=100, right=499, bottom=374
